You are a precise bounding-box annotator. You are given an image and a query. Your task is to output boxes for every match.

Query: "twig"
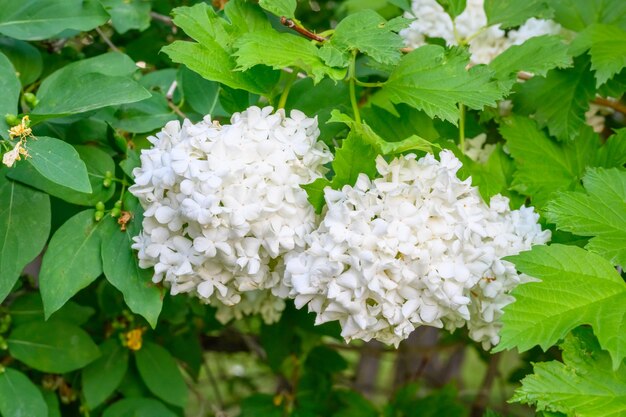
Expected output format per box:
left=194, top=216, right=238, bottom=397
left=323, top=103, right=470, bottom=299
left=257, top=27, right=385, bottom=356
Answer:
left=150, top=11, right=174, bottom=26
left=95, top=27, right=121, bottom=53
left=165, top=81, right=188, bottom=119
left=280, top=17, right=327, bottom=42
left=594, top=97, right=626, bottom=115
left=470, top=352, right=501, bottom=417
left=203, top=354, right=225, bottom=409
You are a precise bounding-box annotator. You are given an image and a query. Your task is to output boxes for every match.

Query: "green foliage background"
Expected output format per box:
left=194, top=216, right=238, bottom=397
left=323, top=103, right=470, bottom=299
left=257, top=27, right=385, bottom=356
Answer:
left=0, top=0, right=626, bottom=416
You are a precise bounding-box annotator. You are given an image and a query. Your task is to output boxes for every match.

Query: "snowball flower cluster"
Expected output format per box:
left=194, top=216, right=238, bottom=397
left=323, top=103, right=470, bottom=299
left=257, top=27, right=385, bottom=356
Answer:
left=283, top=151, right=550, bottom=347
left=401, top=0, right=561, bottom=64
left=463, top=133, right=495, bottom=163
left=130, top=106, right=332, bottom=323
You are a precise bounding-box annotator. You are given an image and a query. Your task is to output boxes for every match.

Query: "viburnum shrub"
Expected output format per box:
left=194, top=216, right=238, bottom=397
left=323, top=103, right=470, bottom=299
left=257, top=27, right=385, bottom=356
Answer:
left=0, top=0, right=625, bottom=416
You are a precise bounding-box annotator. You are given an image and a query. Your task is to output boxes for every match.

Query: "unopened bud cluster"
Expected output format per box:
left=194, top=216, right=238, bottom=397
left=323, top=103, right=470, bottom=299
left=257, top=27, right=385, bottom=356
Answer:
left=131, top=107, right=549, bottom=348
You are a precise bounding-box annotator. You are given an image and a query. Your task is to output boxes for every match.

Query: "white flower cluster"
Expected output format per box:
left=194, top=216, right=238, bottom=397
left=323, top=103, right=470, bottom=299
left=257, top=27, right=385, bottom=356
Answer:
left=401, top=0, right=561, bottom=64
left=463, top=133, right=495, bottom=163
left=585, top=103, right=614, bottom=133
left=130, top=106, right=332, bottom=323
left=283, top=151, right=550, bottom=347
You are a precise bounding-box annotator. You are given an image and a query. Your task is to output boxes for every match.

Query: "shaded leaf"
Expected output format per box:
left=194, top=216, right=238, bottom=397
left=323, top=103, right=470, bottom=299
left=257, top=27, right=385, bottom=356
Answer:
left=135, top=342, right=188, bottom=407
left=82, top=339, right=129, bottom=409
left=102, top=398, right=177, bottom=417
left=484, top=0, right=552, bottom=28
left=0, top=0, right=108, bottom=40
left=0, top=368, right=47, bottom=417
left=0, top=172, right=50, bottom=303
left=8, top=145, right=116, bottom=206
left=512, top=56, right=596, bottom=141
left=24, top=137, right=91, bottom=193
left=39, top=210, right=105, bottom=318
left=8, top=320, right=100, bottom=373
left=0, top=51, right=20, bottom=139
left=101, top=202, right=163, bottom=328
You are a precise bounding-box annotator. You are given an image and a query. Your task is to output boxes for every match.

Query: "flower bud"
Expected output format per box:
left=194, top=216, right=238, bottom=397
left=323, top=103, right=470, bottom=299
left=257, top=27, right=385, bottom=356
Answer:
left=23, top=92, right=39, bottom=107
left=4, top=114, right=19, bottom=127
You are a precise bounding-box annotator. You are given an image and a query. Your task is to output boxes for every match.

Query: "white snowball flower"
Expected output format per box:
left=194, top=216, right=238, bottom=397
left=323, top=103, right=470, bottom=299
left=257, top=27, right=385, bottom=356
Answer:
left=585, top=103, right=614, bottom=133
left=130, top=106, right=332, bottom=323
left=463, top=133, right=495, bottom=163
left=284, top=150, right=550, bottom=348
left=401, top=0, right=561, bottom=64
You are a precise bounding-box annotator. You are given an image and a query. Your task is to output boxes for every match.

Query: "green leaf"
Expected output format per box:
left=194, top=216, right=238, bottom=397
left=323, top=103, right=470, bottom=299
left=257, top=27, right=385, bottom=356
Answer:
left=162, top=1, right=279, bottom=94
left=42, top=390, right=61, bottom=417
left=8, top=320, right=100, bottom=373
left=0, top=0, right=109, bottom=40
left=31, top=53, right=150, bottom=118
left=512, top=56, right=596, bottom=141
left=33, top=73, right=151, bottom=118
left=360, top=104, right=440, bottom=143
left=499, top=116, right=621, bottom=208
left=259, top=0, right=297, bottom=18
left=0, top=52, right=19, bottom=139
left=545, top=168, right=626, bottom=266
left=0, top=368, right=47, bottom=417
left=320, top=10, right=408, bottom=67
left=0, top=37, right=43, bottom=86
left=496, top=244, right=626, bottom=370
left=178, top=67, right=223, bottom=117
left=514, top=328, right=626, bottom=417
left=378, top=45, right=504, bottom=124
left=0, top=173, right=50, bottom=303
left=546, top=0, right=626, bottom=32
left=105, top=94, right=177, bottom=134
left=435, top=0, right=466, bottom=19
left=135, top=342, right=188, bottom=407
left=102, top=398, right=177, bottom=417
left=101, top=203, right=163, bottom=328
left=235, top=30, right=345, bottom=83
left=82, top=339, right=129, bottom=409
left=461, top=144, right=522, bottom=205
left=23, top=137, right=91, bottom=193
left=489, top=35, right=571, bottom=84
left=570, top=24, right=626, bottom=86
left=9, top=293, right=95, bottom=327
left=240, top=394, right=283, bottom=417
left=39, top=210, right=106, bottom=318
left=8, top=145, right=116, bottom=206
left=100, top=0, right=151, bottom=34
left=301, top=178, right=329, bottom=214
left=484, top=0, right=552, bottom=28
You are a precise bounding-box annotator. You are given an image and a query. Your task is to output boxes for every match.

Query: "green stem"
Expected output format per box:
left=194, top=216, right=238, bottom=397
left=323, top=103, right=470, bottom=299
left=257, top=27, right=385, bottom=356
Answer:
left=277, top=70, right=298, bottom=110
left=348, top=50, right=361, bottom=125
left=459, top=103, right=466, bottom=154
left=354, top=79, right=385, bottom=88
left=461, top=26, right=487, bottom=46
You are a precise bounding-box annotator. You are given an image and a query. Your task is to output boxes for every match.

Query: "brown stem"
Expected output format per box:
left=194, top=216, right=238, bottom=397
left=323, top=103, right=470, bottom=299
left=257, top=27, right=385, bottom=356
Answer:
left=150, top=12, right=174, bottom=26
left=470, top=352, right=502, bottom=417
left=280, top=17, right=326, bottom=42
left=95, top=27, right=121, bottom=53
